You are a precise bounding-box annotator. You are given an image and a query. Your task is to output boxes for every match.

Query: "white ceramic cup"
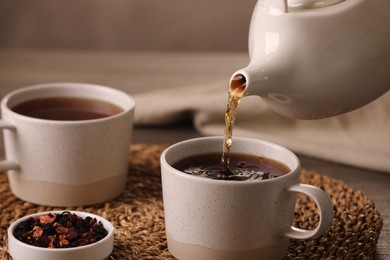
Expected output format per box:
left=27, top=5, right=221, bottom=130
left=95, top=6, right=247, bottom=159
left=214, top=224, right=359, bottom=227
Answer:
left=0, top=83, right=135, bottom=206
left=161, top=136, right=334, bottom=260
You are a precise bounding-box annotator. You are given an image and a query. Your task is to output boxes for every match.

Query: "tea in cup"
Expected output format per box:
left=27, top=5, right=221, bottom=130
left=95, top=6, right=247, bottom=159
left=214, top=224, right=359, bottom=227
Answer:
left=161, top=136, right=333, bottom=260
left=0, top=83, right=135, bottom=206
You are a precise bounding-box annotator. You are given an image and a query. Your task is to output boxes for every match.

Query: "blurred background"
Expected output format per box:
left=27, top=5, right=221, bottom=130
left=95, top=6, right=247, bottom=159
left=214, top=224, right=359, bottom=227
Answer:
left=0, top=0, right=257, bottom=149
left=0, top=0, right=256, bottom=52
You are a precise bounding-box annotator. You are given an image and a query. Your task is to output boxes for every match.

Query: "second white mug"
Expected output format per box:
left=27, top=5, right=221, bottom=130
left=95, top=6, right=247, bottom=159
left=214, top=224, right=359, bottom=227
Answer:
left=0, top=83, right=135, bottom=206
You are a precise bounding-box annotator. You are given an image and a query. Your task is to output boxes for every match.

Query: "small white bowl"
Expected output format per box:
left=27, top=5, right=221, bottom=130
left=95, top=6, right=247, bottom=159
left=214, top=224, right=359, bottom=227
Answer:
left=8, top=210, right=114, bottom=260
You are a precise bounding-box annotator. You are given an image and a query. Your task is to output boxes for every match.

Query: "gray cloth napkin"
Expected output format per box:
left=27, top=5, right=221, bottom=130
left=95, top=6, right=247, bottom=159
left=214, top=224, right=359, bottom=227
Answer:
left=133, top=80, right=390, bottom=172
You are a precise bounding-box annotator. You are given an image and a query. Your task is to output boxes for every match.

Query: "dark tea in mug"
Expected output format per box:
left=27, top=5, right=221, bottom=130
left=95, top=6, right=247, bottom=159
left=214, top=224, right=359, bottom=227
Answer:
left=172, top=152, right=290, bottom=181
left=11, top=97, right=123, bottom=121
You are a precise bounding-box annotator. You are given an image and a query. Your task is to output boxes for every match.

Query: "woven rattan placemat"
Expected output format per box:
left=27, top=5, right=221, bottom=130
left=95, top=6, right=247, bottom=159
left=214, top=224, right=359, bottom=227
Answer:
left=0, top=144, right=383, bottom=259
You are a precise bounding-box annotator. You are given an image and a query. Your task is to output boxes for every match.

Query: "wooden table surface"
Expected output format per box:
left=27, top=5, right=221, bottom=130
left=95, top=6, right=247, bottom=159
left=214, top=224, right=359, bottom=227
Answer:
left=0, top=49, right=389, bottom=259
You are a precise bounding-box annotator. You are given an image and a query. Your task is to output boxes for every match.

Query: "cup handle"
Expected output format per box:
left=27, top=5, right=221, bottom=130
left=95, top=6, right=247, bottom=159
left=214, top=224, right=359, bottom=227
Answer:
left=281, top=183, right=334, bottom=239
left=0, top=120, right=19, bottom=172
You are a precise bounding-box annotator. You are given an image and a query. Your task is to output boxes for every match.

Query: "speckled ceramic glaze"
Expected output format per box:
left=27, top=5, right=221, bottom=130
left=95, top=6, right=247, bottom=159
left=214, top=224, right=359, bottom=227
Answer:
left=161, top=136, right=333, bottom=260
left=8, top=211, right=114, bottom=260
left=0, top=83, right=135, bottom=206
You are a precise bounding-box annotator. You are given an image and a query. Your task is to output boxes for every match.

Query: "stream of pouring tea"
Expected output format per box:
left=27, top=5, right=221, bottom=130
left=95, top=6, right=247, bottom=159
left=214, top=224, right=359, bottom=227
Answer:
left=221, top=74, right=246, bottom=174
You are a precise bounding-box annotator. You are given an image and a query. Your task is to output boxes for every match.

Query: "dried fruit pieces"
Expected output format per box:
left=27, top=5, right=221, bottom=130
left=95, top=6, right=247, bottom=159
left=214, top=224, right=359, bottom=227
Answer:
left=13, top=212, right=108, bottom=248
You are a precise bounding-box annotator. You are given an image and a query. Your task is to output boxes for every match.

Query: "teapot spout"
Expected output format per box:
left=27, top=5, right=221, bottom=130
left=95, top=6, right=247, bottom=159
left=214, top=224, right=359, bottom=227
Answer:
left=229, top=67, right=268, bottom=97
left=229, top=73, right=246, bottom=97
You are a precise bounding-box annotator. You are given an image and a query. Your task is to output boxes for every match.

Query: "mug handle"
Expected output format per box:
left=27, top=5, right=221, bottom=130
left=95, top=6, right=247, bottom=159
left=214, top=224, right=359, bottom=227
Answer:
left=0, top=120, right=19, bottom=172
left=281, top=183, right=334, bottom=239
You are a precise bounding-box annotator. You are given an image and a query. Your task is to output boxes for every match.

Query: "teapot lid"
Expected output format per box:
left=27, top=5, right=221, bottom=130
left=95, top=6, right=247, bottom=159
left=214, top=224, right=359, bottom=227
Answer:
left=288, top=0, right=345, bottom=9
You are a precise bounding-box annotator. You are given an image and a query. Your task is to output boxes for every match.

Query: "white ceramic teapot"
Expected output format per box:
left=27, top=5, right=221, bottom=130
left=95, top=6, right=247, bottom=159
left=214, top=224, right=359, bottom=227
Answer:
left=230, top=0, right=390, bottom=119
